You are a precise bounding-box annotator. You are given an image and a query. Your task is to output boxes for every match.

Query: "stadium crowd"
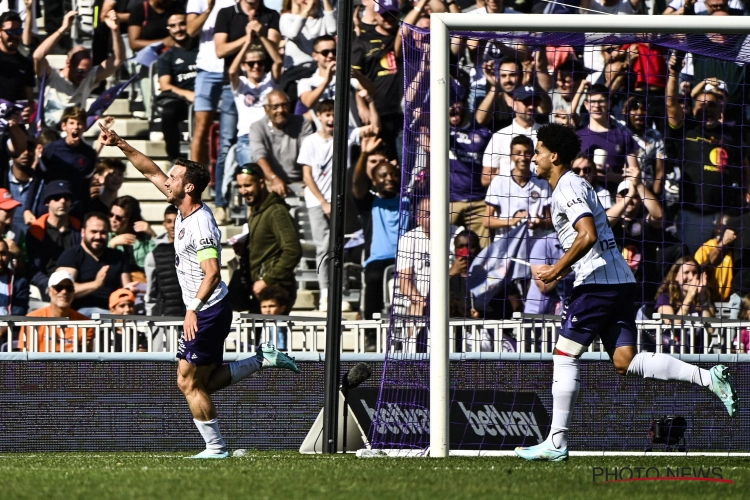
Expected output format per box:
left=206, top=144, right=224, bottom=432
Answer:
left=0, top=0, right=749, bottom=353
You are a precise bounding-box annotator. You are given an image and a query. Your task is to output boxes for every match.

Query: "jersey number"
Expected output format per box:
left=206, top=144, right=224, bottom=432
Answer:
left=599, top=238, right=616, bottom=251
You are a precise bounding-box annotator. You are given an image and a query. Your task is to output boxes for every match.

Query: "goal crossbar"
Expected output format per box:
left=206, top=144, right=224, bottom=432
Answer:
left=428, top=13, right=750, bottom=458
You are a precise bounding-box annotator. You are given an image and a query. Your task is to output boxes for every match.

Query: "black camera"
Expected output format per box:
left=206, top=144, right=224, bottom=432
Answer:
left=647, top=415, right=687, bottom=452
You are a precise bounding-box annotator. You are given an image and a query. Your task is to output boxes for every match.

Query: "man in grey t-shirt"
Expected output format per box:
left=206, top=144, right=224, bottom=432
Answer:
left=249, top=89, right=314, bottom=197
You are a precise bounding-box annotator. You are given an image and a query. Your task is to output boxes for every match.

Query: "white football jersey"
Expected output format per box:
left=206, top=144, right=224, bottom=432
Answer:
left=174, top=204, right=228, bottom=308
left=551, top=171, right=635, bottom=287
left=485, top=174, right=550, bottom=241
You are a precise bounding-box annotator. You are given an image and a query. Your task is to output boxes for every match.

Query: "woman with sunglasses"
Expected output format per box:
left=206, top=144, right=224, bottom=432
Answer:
left=279, top=0, right=336, bottom=69
left=108, top=195, right=156, bottom=280
left=229, top=24, right=283, bottom=169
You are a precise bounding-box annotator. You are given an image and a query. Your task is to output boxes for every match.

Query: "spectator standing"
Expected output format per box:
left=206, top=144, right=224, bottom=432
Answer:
left=235, top=163, right=302, bottom=311
left=352, top=132, right=405, bottom=325
left=248, top=89, right=313, bottom=195
left=482, top=86, right=544, bottom=184
left=18, top=270, right=95, bottom=352
left=279, top=0, right=336, bottom=69
left=229, top=25, right=283, bottom=167
left=214, top=0, right=281, bottom=223
left=298, top=99, right=367, bottom=311
left=448, top=91, right=492, bottom=247
left=33, top=10, right=126, bottom=129
left=0, top=239, right=29, bottom=316
left=576, top=84, right=639, bottom=192
left=620, top=94, right=665, bottom=197
left=7, top=138, right=36, bottom=237
left=352, top=0, right=403, bottom=160
left=186, top=0, right=240, bottom=168
left=145, top=205, right=186, bottom=316
left=0, top=11, right=35, bottom=108
left=474, top=59, right=521, bottom=131
left=449, top=230, right=482, bottom=319
left=109, top=195, right=157, bottom=277
left=155, top=12, right=199, bottom=161
left=56, top=212, right=133, bottom=317
left=25, top=181, right=81, bottom=297
left=89, top=158, right=126, bottom=216
left=655, top=256, right=716, bottom=328
left=397, top=197, right=433, bottom=319
left=571, top=153, right=613, bottom=213
left=695, top=214, right=735, bottom=302
left=39, top=107, right=98, bottom=218
left=666, top=54, right=747, bottom=253
left=127, top=0, right=184, bottom=52
left=20, top=129, right=60, bottom=220
left=484, top=135, right=551, bottom=242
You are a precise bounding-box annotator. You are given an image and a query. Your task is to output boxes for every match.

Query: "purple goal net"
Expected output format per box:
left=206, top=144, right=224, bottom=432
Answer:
left=372, top=23, right=750, bottom=452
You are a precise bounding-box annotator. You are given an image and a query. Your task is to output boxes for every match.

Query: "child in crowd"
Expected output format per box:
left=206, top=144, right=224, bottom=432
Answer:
left=258, top=284, right=291, bottom=350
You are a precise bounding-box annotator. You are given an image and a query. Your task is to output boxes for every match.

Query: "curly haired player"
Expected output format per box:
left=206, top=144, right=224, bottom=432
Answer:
left=515, top=123, right=737, bottom=462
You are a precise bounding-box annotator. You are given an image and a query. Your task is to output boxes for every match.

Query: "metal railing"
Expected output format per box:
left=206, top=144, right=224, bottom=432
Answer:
left=2, top=313, right=747, bottom=354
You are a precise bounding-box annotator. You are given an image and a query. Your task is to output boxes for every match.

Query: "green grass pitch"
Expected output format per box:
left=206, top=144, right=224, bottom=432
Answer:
left=1, top=453, right=749, bottom=500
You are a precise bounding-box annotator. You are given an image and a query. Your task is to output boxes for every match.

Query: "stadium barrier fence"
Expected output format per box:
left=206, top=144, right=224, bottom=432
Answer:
left=2, top=313, right=748, bottom=354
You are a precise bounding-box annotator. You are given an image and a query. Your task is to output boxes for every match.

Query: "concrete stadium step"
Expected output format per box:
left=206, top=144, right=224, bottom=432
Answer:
left=47, top=54, right=67, bottom=70
left=119, top=181, right=165, bottom=200
left=124, top=161, right=172, bottom=179
left=85, top=117, right=149, bottom=138
left=85, top=98, right=132, bottom=117
left=98, top=139, right=168, bottom=158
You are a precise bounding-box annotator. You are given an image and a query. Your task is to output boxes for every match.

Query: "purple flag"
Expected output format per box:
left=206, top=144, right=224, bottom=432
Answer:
left=86, top=73, right=139, bottom=129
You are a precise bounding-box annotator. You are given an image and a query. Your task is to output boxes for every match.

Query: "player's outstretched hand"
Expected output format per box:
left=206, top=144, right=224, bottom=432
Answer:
left=184, top=310, right=198, bottom=341
left=98, top=122, right=122, bottom=147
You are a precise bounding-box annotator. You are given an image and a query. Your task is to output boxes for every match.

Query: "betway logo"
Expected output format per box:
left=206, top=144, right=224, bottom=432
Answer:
left=459, top=402, right=544, bottom=443
left=360, top=400, right=430, bottom=435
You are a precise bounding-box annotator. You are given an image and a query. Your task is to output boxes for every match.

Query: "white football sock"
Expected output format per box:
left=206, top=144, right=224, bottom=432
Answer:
left=229, top=355, right=263, bottom=385
left=548, top=355, right=580, bottom=450
left=194, top=418, right=226, bottom=453
left=626, top=352, right=712, bottom=388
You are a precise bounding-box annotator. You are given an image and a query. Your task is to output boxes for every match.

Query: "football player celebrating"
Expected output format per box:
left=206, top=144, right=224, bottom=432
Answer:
left=515, top=123, right=737, bottom=462
left=99, top=123, right=300, bottom=459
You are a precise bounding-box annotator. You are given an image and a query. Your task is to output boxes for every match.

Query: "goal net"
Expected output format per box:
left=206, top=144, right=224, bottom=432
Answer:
left=369, top=14, right=750, bottom=456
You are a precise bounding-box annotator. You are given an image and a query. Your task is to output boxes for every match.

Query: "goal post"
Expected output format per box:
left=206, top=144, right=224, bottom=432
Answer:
left=428, top=13, right=750, bottom=458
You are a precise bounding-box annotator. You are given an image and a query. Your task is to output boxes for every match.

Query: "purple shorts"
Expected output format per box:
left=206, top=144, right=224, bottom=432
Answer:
left=559, top=283, right=638, bottom=353
left=177, top=296, right=233, bottom=366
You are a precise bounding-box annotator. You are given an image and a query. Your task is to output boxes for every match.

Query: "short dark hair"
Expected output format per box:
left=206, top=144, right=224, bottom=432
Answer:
left=536, top=123, right=581, bottom=166
left=573, top=152, right=593, bottom=165
left=174, top=158, right=210, bottom=197
left=589, top=84, right=609, bottom=99
left=316, top=99, right=335, bottom=114
left=95, top=158, right=126, bottom=177
left=0, top=11, right=22, bottom=26
left=164, top=205, right=178, bottom=217
left=83, top=212, right=110, bottom=230
left=258, top=284, right=291, bottom=309
left=37, top=129, right=61, bottom=146
left=235, top=162, right=264, bottom=179
left=312, top=34, right=336, bottom=51
left=510, top=134, right=533, bottom=151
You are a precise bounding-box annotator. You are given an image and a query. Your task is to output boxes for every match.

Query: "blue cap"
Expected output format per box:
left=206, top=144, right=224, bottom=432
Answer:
left=43, top=180, right=73, bottom=203
left=513, top=85, right=539, bottom=102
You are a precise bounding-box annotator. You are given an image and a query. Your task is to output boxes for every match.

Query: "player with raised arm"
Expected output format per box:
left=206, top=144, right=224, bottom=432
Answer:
left=98, top=123, right=300, bottom=459
left=514, top=123, right=737, bottom=462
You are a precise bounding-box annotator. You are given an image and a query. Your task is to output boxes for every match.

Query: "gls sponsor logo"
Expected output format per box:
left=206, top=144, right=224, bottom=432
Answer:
left=566, top=198, right=584, bottom=207
left=199, top=238, right=217, bottom=247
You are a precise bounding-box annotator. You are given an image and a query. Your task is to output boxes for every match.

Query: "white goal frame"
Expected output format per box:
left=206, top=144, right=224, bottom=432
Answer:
left=429, top=13, right=750, bottom=458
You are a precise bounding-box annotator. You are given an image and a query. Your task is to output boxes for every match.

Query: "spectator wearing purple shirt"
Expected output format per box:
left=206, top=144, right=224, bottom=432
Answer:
left=576, top=84, right=639, bottom=194
left=450, top=92, right=492, bottom=248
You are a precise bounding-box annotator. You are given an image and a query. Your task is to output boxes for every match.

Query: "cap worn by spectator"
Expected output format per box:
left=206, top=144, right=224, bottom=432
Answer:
left=513, top=86, right=539, bottom=102
left=109, top=288, right=136, bottom=310
left=49, top=270, right=76, bottom=288
left=43, top=180, right=74, bottom=203
left=617, top=180, right=632, bottom=195
left=375, top=0, right=401, bottom=14
left=0, top=188, right=21, bottom=211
